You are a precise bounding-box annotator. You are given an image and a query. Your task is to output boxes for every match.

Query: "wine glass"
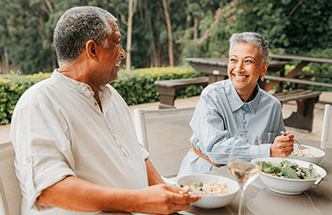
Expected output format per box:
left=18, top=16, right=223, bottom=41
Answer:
left=227, top=136, right=261, bottom=215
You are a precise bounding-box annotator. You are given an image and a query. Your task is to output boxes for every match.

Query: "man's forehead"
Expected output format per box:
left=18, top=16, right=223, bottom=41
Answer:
left=108, top=20, right=119, bottom=32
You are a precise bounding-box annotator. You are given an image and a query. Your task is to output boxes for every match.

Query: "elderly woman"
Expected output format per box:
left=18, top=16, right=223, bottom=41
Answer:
left=176, top=32, right=294, bottom=178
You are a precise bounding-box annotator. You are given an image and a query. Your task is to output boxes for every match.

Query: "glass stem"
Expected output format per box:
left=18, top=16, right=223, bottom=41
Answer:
left=238, top=188, right=245, bottom=215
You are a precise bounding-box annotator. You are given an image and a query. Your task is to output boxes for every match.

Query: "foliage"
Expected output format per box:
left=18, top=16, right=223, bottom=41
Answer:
left=179, top=0, right=332, bottom=61
left=0, top=68, right=206, bottom=124
left=0, top=0, right=130, bottom=74
left=298, top=48, right=332, bottom=92
left=0, top=0, right=331, bottom=80
left=111, top=67, right=207, bottom=105
left=0, top=72, right=51, bottom=124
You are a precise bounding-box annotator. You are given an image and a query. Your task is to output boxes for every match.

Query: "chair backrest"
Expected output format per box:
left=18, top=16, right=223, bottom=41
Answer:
left=0, top=141, right=22, bottom=215
left=321, top=104, right=332, bottom=148
left=134, top=107, right=195, bottom=177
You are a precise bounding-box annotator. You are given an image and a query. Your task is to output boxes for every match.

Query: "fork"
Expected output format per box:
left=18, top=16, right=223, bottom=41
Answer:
left=293, top=138, right=309, bottom=150
left=280, top=131, right=308, bottom=150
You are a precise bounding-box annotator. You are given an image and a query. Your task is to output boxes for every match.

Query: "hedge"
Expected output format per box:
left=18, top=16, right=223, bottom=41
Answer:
left=0, top=72, right=52, bottom=125
left=0, top=67, right=207, bottom=125
left=111, top=67, right=207, bottom=105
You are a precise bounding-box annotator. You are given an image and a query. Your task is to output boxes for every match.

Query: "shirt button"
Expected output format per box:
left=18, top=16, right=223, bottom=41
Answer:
left=26, top=157, right=31, bottom=163
left=243, top=120, right=247, bottom=124
left=244, top=129, right=248, bottom=133
left=94, top=101, right=98, bottom=105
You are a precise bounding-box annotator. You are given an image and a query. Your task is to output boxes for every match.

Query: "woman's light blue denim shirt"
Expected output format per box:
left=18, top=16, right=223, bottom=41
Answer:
left=177, top=79, right=285, bottom=179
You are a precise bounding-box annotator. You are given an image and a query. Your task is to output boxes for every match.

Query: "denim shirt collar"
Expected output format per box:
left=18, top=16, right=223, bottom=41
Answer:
left=225, top=79, right=261, bottom=114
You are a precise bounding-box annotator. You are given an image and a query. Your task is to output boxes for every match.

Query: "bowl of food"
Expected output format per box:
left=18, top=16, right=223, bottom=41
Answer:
left=176, top=174, right=240, bottom=209
left=251, top=158, right=326, bottom=195
left=289, top=144, right=325, bottom=165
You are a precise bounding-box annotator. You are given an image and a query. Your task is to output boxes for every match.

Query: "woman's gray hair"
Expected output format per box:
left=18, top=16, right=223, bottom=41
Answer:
left=54, top=6, right=116, bottom=66
left=229, top=32, right=269, bottom=64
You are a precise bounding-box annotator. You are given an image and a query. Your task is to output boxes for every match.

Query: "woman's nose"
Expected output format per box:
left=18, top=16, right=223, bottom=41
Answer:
left=120, top=46, right=126, bottom=59
left=235, top=62, right=244, bottom=72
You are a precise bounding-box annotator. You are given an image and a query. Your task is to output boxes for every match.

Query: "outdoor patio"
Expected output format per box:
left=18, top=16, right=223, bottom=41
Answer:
left=0, top=91, right=331, bottom=143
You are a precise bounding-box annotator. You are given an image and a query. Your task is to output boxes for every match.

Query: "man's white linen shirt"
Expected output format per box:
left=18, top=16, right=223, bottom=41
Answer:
left=11, top=70, right=150, bottom=215
left=176, top=79, right=285, bottom=179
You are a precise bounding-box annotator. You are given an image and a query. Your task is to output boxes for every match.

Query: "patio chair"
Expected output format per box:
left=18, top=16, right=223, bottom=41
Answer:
left=0, top=141, right=22, bottom=215
left=134, top=107, right=195, bottom=178
left=321, top=104, right=332, bottom=148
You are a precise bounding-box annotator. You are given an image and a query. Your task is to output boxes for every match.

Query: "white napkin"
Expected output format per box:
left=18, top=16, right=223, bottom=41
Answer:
left=321, top=104, right=332, bottom=148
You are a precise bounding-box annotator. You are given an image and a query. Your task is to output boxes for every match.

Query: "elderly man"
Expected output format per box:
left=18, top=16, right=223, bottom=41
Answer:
left=11, top=6, right=200, bottom=215
left=176, top=32, right=295, bottom=179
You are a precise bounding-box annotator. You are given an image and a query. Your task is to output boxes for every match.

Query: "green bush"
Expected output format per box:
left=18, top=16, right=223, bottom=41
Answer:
left=0, top=67, right=207, bottom=125
left=111, top=67, right=207, bottom=105
left=0, top=72, right=52, bottom=124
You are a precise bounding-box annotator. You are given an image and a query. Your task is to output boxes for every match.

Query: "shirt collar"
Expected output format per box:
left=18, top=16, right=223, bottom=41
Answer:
left=51, top=70, right=109, bottom=98
left=225, top=79, right=261, bottom=114
left=51, top=70, right=94, bottom=98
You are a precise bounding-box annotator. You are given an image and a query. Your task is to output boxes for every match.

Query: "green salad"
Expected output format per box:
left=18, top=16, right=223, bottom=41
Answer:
left=257, top=160, right=320, bottom=180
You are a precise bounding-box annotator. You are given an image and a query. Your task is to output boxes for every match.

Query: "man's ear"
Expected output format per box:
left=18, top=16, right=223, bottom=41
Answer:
left=261, top=62, right=269, bottom=77
left=85, top=40, right=98, bottom=60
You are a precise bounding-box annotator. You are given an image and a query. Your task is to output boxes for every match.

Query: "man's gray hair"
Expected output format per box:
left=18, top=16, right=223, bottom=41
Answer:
left=229, top=32, right=269, bottom=64
left=54, top=6, right=116, bottom=66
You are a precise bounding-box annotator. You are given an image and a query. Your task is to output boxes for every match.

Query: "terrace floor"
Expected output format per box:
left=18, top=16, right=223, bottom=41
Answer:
left=1, top=91, right=331, bottom=143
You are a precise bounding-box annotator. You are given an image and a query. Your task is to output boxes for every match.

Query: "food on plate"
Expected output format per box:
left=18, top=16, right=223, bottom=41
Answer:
left=258, top=160, right=320, bottom=179
left=180, top=181, right=232, bottom=196
left=292, top=151, right=314, bottom=158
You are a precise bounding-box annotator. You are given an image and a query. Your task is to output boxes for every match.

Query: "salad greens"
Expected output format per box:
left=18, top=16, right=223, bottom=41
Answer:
left=257, top=160, right=320, bottom=179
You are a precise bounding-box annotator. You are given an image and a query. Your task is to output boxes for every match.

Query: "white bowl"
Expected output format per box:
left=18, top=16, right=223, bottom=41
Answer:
left=289, top=145, right=325, bottom=165
left=251, top=158, right=326, bottom=195
left=176, top=174, right=240, bottom=209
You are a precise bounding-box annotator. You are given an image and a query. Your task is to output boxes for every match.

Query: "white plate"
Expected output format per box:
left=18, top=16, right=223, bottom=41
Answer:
left=289, top=145, right=325, bottom=165
left=251, top=158, right=326, bottom=195
left=176, top=174, right=240, bottom=209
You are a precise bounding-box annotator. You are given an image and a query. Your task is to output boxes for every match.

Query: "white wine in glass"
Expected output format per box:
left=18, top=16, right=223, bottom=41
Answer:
left=227, top=136, right=261, bottom=215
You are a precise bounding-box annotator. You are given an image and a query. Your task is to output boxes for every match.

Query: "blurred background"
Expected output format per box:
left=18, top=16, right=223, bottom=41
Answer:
left=0, top=0, right=331, bottom=74
left=0, top=0, right=331, bottom=127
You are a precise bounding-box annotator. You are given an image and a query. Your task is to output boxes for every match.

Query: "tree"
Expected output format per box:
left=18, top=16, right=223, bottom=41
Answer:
left=125, top=0, right=137, bottom=71
left=162, top=0, right=174, bottom=67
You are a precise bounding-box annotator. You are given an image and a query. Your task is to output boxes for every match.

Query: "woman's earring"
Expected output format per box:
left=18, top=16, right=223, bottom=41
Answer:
left=260, top=76, right=264, bottom=81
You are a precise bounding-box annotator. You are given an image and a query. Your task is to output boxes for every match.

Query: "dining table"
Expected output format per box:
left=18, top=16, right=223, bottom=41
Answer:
left=186, top=57, right=288, bottom=87
left=187, top=54, right=332, bottom=93
left=265, top=54, right=332, bottom=92
left=100, top=137, right=332, bottom=215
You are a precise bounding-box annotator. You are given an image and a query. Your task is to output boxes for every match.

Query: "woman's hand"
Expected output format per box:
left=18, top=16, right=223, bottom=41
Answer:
left=270, top=132, right=294, bottom=157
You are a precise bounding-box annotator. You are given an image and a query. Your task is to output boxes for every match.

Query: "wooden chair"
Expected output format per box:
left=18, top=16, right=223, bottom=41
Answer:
left=0, top=141, right=22, bottom=215
left=134, top=107, right=195, bottom=178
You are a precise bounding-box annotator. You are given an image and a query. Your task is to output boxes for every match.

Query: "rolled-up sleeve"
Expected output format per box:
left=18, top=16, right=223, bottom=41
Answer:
left=140, top=145, right=150, bottom=160
left=11, top=104, right=76, bottom=211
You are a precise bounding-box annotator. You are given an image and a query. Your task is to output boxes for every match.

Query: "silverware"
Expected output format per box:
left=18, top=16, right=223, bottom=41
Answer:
left=280, top=131, right=308, bottom=150
left=293, top=138, right=309, bottom=150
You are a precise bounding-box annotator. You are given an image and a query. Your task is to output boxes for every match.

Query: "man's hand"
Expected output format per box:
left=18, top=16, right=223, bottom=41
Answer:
left=270, top=132, right=294, bottom=157
left=131, top=184, right=201, bottom=215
